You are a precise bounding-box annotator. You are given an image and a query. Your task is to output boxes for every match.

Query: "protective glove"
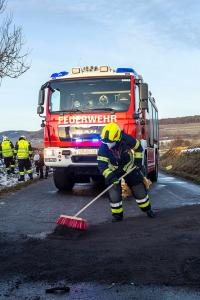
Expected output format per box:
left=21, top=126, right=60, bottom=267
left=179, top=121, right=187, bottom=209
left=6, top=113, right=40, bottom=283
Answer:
left=112, top=178, right=120, bottom=186
left=105, top=175, right=119, bottom=186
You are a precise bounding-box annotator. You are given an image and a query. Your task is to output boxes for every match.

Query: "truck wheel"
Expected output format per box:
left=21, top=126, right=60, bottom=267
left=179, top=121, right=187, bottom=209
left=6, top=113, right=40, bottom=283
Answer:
left=148, top=156, right=158, bottom=182
left=92, top=176, right=105, bottom=187
left=53, top=168, right=75, bottom=191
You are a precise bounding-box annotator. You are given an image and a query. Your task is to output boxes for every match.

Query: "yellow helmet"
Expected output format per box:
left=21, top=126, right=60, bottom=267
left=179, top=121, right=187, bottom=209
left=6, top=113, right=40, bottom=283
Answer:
left=101, top=123, right=121, bottom=143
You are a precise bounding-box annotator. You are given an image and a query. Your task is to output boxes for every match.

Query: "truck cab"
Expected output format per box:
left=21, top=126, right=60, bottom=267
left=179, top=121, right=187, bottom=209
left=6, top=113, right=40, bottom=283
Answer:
left=37, top=66, right=158, bottom=191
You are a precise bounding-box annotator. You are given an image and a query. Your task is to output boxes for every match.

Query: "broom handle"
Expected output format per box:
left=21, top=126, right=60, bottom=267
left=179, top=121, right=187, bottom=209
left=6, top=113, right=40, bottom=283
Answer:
left=74, top=166, right=136, bottom=217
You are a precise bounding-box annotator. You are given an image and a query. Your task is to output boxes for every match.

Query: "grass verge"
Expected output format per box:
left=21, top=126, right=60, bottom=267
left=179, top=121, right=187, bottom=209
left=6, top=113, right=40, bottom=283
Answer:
left=160, top=149, right=200, bottom=185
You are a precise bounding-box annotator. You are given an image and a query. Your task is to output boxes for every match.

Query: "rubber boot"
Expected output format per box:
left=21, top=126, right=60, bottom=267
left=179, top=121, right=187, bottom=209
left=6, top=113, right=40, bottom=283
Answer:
left=112, top=213, right=123, bottom=222
left=29, top=173, right=33, bottom=180
left=11, top=168, right=15, bottom=174
left=18, top=175, right=25, bottom=182
left=146, top=209, right=156, bottom=218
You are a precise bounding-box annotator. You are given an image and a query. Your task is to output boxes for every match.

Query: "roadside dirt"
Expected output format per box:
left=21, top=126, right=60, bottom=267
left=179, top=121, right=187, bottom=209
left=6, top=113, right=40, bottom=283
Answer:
left=1, top=205, right=200, bottom=288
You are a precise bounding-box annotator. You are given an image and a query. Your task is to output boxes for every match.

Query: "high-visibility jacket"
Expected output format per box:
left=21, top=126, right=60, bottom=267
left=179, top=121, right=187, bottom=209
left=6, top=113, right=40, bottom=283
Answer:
left=15, top=139, right=33, bottom=159
left=0, top=140, right=14, bottom=158
left=97, top=131, right=143, bottom=183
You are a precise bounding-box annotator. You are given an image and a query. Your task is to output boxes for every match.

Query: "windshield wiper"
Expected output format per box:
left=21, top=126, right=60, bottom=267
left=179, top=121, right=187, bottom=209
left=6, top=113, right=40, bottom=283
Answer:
left=59, top=108, right=84, bottom=113
left=87, top=108, right=116, bottom=112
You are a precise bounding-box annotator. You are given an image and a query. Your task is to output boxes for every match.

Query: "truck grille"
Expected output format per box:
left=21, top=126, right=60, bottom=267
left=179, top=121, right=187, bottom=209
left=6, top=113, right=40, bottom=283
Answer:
left=71, top=155, right=97, bottom=163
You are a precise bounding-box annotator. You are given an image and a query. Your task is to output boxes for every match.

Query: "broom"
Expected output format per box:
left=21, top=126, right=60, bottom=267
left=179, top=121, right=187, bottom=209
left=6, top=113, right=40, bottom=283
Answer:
left=56, top=166, right=137, bottom=230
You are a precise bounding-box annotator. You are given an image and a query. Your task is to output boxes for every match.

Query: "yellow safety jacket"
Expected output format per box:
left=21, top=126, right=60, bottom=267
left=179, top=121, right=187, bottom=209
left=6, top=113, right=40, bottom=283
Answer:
left=15, top=139, right=33, bottom=159
left=1, top=140, right=14, bottom=158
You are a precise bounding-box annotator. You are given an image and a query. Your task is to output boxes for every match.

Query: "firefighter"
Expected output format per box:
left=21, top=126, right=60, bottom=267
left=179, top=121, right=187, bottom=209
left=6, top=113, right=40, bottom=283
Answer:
left=97, top=122, right=155, bottom=222
left=15, top=135, right=33, bottom=181
left=0, top=136, right=15, bottom=174
left=33, top=149, right=49, bottom=179
left=33, top=150, right=40, bottom=175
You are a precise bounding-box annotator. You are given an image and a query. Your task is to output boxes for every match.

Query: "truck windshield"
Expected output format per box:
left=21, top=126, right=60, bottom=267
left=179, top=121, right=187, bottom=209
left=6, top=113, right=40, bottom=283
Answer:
left=48, top=77, right=131, bottom=113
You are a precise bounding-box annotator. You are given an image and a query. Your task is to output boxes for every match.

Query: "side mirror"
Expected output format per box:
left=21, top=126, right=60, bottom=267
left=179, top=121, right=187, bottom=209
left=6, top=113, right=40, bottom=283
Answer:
left=140, top=83, right=149, bottom=110
left=37, top=105, right=44, bottom=115
left=38, top=89, right=45, bottom=105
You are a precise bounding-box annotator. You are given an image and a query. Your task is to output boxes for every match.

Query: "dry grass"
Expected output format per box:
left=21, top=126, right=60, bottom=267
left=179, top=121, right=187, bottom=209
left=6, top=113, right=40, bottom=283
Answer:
left=160, top=122, right=200, bottom=140
left=160, top=149, right=200, bottom=184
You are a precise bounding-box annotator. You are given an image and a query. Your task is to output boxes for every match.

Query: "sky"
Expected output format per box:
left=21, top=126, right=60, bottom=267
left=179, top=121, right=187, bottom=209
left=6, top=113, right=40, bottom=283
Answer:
left=0, top=0, right=200, bottom=131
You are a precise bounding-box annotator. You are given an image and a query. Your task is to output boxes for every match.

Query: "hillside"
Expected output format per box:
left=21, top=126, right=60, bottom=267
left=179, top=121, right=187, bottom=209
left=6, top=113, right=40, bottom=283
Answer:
left=159, top=115, right=200, bottom=143
left=159, top=115, right=200, bottom=125
left=0, top=129, right=43, bottom=147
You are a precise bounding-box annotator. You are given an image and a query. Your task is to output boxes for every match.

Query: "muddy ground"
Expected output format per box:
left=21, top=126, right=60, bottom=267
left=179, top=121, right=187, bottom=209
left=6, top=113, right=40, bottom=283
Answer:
left=1, top=204, right=200, bottom=288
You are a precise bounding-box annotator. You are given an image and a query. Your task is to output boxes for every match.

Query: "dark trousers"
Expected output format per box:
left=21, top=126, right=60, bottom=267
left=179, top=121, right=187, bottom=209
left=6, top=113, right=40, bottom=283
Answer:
left=3, top=156, right=15, bottom=174
left=35, top=162, right=49, bottom=178
left=18, top=158, right=33, bottom=179
left=108, top=168, right=151, bottom=219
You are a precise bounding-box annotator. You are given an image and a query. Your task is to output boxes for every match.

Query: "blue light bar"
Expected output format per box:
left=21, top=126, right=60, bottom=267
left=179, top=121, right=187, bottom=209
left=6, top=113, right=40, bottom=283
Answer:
left=51, top=72, right=59, bottom=78
left=92, top=138, right=99, bottom=142
left=58, top=71, right=68, bottom=77
left=116, top=68, right=138, bottom=76
left=50, top=71, right=68, bottom=78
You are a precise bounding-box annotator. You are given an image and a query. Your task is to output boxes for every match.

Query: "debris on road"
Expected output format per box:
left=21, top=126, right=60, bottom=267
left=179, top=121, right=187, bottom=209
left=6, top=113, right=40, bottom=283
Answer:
left=45, top=286, right=70, bottom=294
left=48, top=224, right=85, bottom=239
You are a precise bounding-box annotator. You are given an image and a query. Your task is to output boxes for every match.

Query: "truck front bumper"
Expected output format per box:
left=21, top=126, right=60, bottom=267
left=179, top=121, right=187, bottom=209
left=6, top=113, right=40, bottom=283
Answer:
left=44, top=147, right=98, bottom=168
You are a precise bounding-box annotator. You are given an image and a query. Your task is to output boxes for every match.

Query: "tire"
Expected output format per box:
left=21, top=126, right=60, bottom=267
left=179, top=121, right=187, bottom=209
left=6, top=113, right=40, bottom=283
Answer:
left=53, top=168, right=75, bottom=191
left=148, top=154, right=158, bottom=182
left=91, top=176, right=105, bottom=187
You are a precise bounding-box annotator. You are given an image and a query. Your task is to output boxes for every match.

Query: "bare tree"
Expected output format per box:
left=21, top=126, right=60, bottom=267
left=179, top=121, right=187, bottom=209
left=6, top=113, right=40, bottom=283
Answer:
left=0, top=0, right=30, bottom=80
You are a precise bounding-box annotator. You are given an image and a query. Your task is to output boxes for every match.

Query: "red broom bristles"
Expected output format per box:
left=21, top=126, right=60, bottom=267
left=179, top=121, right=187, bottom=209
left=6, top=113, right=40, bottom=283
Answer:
left=56, top=215, right=88, bottom=230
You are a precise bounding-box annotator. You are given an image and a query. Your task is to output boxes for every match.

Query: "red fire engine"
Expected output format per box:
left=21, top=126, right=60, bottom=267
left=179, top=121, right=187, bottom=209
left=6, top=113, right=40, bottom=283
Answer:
left=37, top=66, right=159, bottom=191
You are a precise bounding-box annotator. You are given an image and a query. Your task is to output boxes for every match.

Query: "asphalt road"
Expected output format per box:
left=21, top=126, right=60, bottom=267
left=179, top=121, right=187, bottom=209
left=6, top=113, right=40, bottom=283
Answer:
left=1, top=172, right=200, bottom=299
left=1, top=171, right=200, bottom=235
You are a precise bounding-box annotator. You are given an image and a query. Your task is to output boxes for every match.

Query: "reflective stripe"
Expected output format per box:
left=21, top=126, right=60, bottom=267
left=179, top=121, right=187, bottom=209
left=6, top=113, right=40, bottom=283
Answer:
left=110, top=201, right=123, bottom=208
left=19, top=171, right=25, bottom=175
left=123, top=151, right=134, bottom=172
left=138, top=200, right=150, bottom=208
left=134, top=152, right=143, bottom=158
left=97, top=156, right=109, bottom=162
left=111, top=207, right=123, bottom=213
left=108, top=164, right=118, bottom=171
left=136, top=195, right=149, bottom=203
left=132, top=140, right=140, bottom=150
left=103, top=168, right=113, bottom=178
left=27, top=169, right=32, bottom=174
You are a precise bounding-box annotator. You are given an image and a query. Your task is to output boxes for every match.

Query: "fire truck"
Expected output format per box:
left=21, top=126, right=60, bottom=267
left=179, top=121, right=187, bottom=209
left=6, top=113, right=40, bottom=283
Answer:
left=37, top=66, right=159, bottom=191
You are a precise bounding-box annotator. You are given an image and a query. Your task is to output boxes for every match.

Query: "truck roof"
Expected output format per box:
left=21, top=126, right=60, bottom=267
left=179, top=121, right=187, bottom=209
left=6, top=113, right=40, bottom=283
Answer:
left=49, top=66, right=143, bottom=81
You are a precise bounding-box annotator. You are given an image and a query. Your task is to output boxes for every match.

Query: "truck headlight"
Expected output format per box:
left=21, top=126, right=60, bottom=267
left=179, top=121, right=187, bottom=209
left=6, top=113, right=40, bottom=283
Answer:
left=45, top=148, right=56, bottom=157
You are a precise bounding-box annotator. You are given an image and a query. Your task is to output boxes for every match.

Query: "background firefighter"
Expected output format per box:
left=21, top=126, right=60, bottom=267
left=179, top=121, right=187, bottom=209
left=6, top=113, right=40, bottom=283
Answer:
left=15, top=135, right=33, bottom=181
left=33, top=150, right=49, bottom=179
left=97, top=122, right=155, bottom=222
left=0, top=136, right=15, bottom=174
